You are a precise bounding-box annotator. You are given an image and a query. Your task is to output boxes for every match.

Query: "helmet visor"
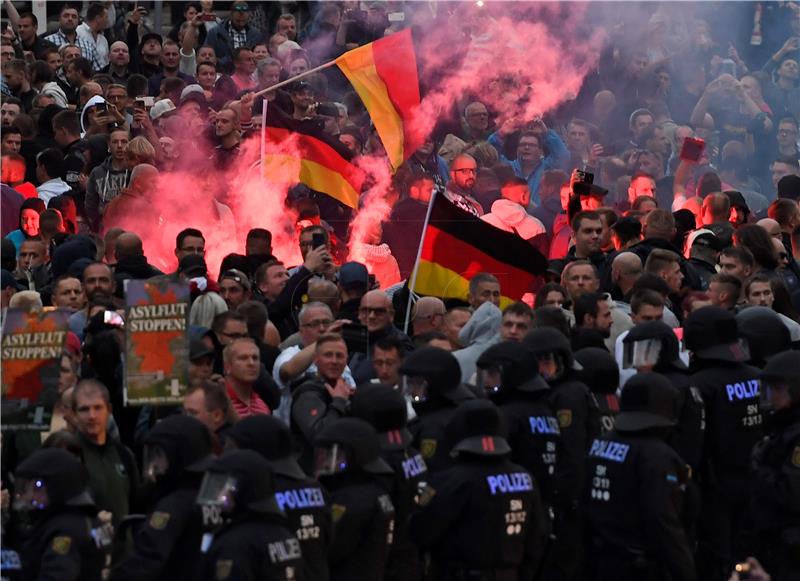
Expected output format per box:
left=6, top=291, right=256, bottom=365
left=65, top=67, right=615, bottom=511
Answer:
left=477, top=364, right=503, bottom=396
left=196, top=472, right=238, bottom=513
left=12, top=477, right=49, bottom=512
left=313, top=443, right=349, bottom=478
left=142, top=444, right=170, bottom=483
left=536, top=352, right=563, bottom=380
left=403, top=375, right=429, bottom=404
left=622, top=338, right=662, bottom=370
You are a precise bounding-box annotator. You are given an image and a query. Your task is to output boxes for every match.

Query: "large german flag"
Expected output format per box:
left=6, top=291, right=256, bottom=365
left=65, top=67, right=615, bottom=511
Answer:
left=412, top=195, right=548, bottom=306
left=336, top=29, right=423, bottom=172
left=263, top=107, right=364, bottom=208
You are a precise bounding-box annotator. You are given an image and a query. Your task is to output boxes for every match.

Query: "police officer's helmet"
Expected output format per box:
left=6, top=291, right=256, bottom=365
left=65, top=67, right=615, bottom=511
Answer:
left=196, top=449, right=281, bottom=517
left=622, top=321, right=687, bottom=372
left=522, top=327, right=578, bottom=380
left=736, top=306, right=791, bottom=367
left=143, top=415, right=213, bottom=484
left=444, top=399, right=511, bottom=457
left=14, top=448, right=94, bottom=512
left=399, top=347, right=473, bottom=404
left=476, top=341, right=549, bottom=395
left=227, top=415, right=306, bottom=480
left=350, top=384, right=412, bottom=450
left=684, top=306, right=748, bottom=363
left=313, top=418, right=393, bottom=478
left=574, top=347, right=620, bottom=394
left=760, top=350, right=800, bottom=404
left=615, top=372, right=679, bottom=432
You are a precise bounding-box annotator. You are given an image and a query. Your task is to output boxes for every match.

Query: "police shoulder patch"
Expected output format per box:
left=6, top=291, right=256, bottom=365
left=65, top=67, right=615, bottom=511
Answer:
left=792, top=445, right=800, bottom=468
left=149, top=511, right=171, bottom=530
left=420, top=438, right=437, bottom=459
left=51, top=536, right=71, bottom=555
left=417, top=483, right=436, bottom=507
left=215, top=559, right=233, bottom=580
left=331, top=503, right=347, bottom=523
left=557, top=409, right=572, bottom=428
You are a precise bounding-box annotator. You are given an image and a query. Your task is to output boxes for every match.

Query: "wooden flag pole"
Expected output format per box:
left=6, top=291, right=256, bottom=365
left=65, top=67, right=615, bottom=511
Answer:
left=403, top=189, right=439, bottom=335
left=251, top=60, right=338, bottom=100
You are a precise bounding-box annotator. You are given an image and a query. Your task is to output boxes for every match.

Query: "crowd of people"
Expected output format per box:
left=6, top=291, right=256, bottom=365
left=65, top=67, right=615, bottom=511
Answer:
left=2, top=1, right=800, bottom=580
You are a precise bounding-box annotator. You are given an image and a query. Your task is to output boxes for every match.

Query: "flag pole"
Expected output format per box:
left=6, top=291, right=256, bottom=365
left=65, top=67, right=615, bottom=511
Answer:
left=251, top=60, right=338, bottom=99
left=403, top=189, right=438, bottom=335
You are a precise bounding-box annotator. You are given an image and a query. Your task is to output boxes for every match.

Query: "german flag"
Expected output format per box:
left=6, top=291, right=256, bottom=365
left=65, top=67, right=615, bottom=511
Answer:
left=412, top=196, right=548, bottom=307
left=263, top=107, right=364, bottom=209
left=336, top=29, right=423, bottom=172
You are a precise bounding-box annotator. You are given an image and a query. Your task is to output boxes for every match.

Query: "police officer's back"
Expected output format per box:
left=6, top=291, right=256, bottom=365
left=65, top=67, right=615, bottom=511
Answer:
left=228, top=415, right=331, bottom=581
left=409, top=399, right=547, bottom=580
left=313, top=418, right=396, bottom=581
left=400, top=347, right=475, bottom=473
left=736, top=306, right=792, bottom=369
left=111, top=415, right=213, bottom=581
left=350, top=383, right=428, bottom=581
left=12, top=448, right=105, bottom=581
left=574, top=347, right=621, bottom=435
left=751, top=350, right=800, bottom=578
left=584, top=373, right=696, bottom=581
left=476, top=341, right=562, bottom=511
left=197, top=450, right=304, bottom=581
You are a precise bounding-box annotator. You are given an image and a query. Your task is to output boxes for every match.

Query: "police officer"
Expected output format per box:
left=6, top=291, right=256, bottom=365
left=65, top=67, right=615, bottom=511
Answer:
left=584, top=372, right=696, bottom=581
left=409, top=398, right=547, bottom=580
left=350, top=383, right=428, bottom=581
left=751, top=350, right=800, bottom=578
left=684, top=306, right=763, bottom=581
left=574, top=347, right=621, bottom=435
left=523, top=327, right=600, bottom=581
left=12, top=448, right=105, bottom=581
left=197, top=450, right=304, bottom=581
left=400, top=347, right=475, bottom=472
left=313, top=418, right=396, bottom=581
left=476, top=341, right=561, bottom=516
left=111, top=415, right=213, bottom=580
left=736, top=306, right=792, bottom=368
left=227, top=415, right=331, bottom=581
left=622, top=321, right=705, bottom=472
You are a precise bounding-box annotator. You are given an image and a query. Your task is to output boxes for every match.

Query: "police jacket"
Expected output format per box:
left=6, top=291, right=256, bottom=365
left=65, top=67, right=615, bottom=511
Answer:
left=657, top=368, right=706, bottom=471
left=323, top=471, right=396, bottom=581
left=585, top=431, right=696, bottom=581
left=409, top=455, right=547, bottom=579
left=19, top=507, right=105, bottom=581
left=409, top=399, right=464, bottom=474
left=110, top=486, right=204, bottom=581
left=290, top=379, right=348, bottom=474
left=200, top=514, right=304, bottom=581
left=691, top=361, right=763, bottom=496
left=547, top=374, right=601, bottom=506
left=497, top=392, right=562, bottom=508
left=273, top=472, right=332, bottom=581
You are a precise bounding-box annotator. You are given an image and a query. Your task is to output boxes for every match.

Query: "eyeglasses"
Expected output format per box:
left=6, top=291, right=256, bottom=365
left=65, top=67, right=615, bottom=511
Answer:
left=301, top=319, right=333, bottom=329
left=359, top=307, right=389, bottom=316
left=221, top=331, right=248, bottom=340
left=452, top=168, right=477, bottom=174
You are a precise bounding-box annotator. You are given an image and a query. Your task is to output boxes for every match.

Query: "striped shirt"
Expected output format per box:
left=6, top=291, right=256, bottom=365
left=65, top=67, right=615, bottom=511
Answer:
left=226, top=381, right=270, bottom=419
left=44, top=29, right=96, bottom=64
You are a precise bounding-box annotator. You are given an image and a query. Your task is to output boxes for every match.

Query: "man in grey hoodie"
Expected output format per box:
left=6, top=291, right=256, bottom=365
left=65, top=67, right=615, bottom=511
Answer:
left=85, top=127, right=129, bottom=231
left=453, top=299, right=503, bottom=384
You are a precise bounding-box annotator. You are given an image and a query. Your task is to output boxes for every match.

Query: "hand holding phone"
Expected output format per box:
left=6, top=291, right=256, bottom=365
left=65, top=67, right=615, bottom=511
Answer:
left=679, top=136, right=706, bottom=163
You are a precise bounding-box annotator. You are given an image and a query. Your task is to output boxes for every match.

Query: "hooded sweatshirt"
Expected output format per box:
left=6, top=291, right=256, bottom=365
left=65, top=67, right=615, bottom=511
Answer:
left=85, top=156, right=130, bottom=229
left=453, top=301, right=502, bottom=383
left=482, top=198, right=546, bottom=240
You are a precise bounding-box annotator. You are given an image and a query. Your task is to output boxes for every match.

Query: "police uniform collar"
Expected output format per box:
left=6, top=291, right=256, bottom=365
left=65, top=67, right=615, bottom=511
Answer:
left=694, top=341, right=748, bottom=363
left=377, top=428, right=412, bottom=451
left=516, top=375, right=550, bottom=393
left=267, top=456, right=308, bottom=481
left=362, top=456, right=395, bottom=475
left=452, top=435, right=511, bottom=457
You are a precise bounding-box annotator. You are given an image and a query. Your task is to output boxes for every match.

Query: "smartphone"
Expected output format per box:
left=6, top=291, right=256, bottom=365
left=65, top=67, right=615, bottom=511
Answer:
left=341, top=322, right=369, bottom=354
left=720, top=58, right=737, bottom=76
left=388, top=12, right=405, bottom=22
left=200, top=13, right=216, bottom=21
left=312, top=232, right=326, bottom=249
left=135, top=96, right=155, bottom=109
left=95, top=102, right=107, bottom=114
left=679, top=136, right=706, bottom=162
left=573, top=170, right=595, bottom=197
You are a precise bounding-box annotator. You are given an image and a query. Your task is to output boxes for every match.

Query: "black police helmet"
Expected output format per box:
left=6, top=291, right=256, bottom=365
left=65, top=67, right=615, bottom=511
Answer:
left=144, top=414, right=213, bottom=475
left=615, top=372, right=679, bottom=432
left=522, top=327, right=576, bottom=370
left=623, top=320, right=687, bottom=372
left=314, top=418, right=393, bottom=475
left=736, top=306, right=791, bottom=367
left=760, top=350, right=800, bottom=403
left=15, top=448, right=94, bottom=508
left=399, top=347, right=471, bottom=401
left=684, top=306, right=747, bottom=363
left=206, top=450, right=281, bottom=515
left=350, top=384, right=412, bottom=450
left=574, top=347, right=620, bottom=394
left=444, top=399, right=511, bottom=457
left=227, top=415, right=306, bottom=480
left=476, top=341, right=549, bottom=393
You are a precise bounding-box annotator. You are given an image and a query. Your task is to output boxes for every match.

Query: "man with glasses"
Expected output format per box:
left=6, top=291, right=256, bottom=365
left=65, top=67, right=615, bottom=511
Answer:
left=272, top=302, right=353, bottom=424
left=445, top=153, right=484, bottom=217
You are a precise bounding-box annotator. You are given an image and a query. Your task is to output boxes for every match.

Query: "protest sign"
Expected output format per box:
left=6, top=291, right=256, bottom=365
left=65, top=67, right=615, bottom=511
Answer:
left=125, top=279, right=189, bottom=406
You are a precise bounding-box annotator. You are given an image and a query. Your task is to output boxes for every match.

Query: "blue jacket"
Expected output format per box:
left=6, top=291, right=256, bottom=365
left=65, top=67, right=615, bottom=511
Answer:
left=203, top=20, right=264, bottom=72
left=488, top=129, right=570, bottom=208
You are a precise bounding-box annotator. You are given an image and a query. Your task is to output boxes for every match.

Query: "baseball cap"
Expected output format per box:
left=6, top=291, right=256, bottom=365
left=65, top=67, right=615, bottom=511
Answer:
left=140, top=32, right=163, bottom=48
left=338, top=262, right=369, bottom=291
left=231, top=0, right=249, bottom=11
left=219, top=269, right=251, bottom=291
left=189, top=337, right=214, bottom=361
left=778, top=175, right=800, bottom=201
left=1, top=269, right=22, bottom=291
left=685, top=228, right=724, bottom=257
left=150, top=99, right=176, bottom=121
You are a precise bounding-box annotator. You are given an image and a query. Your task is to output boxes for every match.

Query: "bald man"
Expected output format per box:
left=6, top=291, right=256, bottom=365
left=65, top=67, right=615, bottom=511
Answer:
left=349, top=289, right=414, bottom=383
left=445, top=154, right=484, bottom=217
left=757, top=218, right=782, bottom=239
left=101, top=164, right=159, bottom=234
left=411, top=296, right=446, bottom=336
left=113, top=232, right=163, bottom=289
left=611, top=252, right=643, bottom=299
